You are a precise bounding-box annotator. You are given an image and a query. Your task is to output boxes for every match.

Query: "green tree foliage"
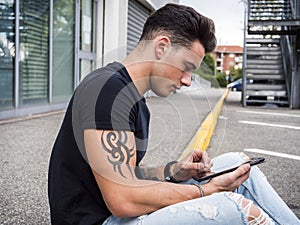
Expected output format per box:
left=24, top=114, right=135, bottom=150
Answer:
left=194, top=53, right=222, bottom=87
left=229, top=66, right=242, bottom=82
left=194, top=54, right=243, bottom=88
left=202, top=53, right=215, bottom=74
left=195, top=53, right=215, bottom=76
left=216, top=71, right=227, bottom=88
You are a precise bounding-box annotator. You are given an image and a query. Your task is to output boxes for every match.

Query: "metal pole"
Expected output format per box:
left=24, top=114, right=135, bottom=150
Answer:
left=242, top=0, right=248, bottom=107
left=49, top=0, right=53, bottom=103
left=14, top=0, right=20, bottom=109
left=74, top=0, right=80, bottom=89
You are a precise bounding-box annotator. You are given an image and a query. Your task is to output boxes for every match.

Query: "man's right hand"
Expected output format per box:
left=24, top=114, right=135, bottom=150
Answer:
left=171, top=150, right=213, bottom=182
left=202, top=163, right=251, bottom=194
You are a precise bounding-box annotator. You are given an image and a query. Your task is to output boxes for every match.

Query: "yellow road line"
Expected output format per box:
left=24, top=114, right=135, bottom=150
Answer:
left=178, top=88, right=229, bottom=160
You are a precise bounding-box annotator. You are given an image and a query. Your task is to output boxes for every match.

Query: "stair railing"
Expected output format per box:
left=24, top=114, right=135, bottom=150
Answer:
left=280, top=34, right=293, bottom=106
left=290, top=0, right=300, bottom=19
left=290, top=0, right=295, bottom=18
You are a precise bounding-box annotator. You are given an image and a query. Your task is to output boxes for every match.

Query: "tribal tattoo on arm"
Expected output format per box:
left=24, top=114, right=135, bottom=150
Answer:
left=101, top=130, right=135, bottom=178
left=100, top=130, right=164, bottom=181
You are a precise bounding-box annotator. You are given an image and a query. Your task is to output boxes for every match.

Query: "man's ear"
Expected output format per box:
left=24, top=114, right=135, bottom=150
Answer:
left=155, top=36, right=171, bottom=59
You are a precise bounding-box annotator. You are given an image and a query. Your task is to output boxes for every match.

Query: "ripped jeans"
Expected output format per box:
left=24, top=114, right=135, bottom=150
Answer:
left=102, top=154, right=299, bottom=225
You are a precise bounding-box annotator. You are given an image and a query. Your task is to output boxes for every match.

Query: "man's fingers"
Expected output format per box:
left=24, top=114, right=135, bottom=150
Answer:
left=194, top=161, right=211, bottom=170
left=201, top=151, right=212, bottom=167
left=191, top=150, right=204, bottom=162
left=192, top=150, right=212, bottom=168
left=235, top=164, right=251, bottom=175
left=233, top=164, right=251, bottom=183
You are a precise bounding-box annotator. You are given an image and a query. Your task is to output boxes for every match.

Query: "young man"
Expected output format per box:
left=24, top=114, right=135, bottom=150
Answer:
left=48, top=4, right=299, bottom=225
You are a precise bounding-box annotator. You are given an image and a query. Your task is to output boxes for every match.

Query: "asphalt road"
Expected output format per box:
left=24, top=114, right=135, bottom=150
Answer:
left=142, top=88, right=223, bottom=166
left=1, top=88, right=298, bottom=224
left=208, top=91, right=300, bottom=219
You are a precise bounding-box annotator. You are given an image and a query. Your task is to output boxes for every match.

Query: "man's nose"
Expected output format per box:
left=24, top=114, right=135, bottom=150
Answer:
left=181, top=73, right=192, bottom=87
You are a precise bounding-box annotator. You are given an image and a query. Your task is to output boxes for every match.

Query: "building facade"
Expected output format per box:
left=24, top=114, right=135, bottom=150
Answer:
left=213, top=45, right=243, bottom=74
left=0, top=0, right=178, bottom=120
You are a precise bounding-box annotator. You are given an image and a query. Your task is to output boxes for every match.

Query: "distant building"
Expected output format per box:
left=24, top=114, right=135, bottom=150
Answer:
left=0, top=0, right=179, bottom=120
left=213, top=46, right=243, bottom=74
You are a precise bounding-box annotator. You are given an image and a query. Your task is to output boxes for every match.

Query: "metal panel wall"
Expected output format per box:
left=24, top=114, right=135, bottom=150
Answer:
left=127, top=0, right=150, bottom=55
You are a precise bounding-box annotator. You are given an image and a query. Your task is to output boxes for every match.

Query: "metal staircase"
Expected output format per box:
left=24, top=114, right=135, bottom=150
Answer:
left=243, top=0, right=300, bottom=107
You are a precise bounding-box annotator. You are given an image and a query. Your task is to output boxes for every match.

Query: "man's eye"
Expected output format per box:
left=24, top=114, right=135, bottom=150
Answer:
left=184, top=67, right=193, bottom=73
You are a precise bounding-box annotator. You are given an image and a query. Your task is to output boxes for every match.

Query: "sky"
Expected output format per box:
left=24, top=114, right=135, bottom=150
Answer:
left=180, top=0, right=245, bottom=46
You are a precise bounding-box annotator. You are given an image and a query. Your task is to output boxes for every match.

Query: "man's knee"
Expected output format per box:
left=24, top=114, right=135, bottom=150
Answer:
left=227, top=192, right=274, bottom=225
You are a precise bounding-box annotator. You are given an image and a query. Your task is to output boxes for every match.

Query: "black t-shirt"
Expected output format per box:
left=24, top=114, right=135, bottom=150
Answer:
left=48, top=62, right=150, bottom=225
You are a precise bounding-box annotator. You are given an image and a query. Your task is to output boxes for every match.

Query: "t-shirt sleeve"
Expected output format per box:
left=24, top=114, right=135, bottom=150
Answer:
left=75, top=74, right=139, bottom=133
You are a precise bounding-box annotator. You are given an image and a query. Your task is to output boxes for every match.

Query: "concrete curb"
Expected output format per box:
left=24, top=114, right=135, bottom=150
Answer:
left=178, top=88, right=230, bottom=160
left=0, top=110, right=66, bottom=125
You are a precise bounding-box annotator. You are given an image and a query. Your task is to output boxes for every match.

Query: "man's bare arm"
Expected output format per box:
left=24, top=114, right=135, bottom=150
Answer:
left=84, top=129, right=201, bottom=217
left=137, top=150, right=213, bottom=182
left=84, top=129, right=251, bottom=218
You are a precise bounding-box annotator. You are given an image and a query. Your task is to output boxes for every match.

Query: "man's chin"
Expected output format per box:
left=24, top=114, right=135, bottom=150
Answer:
left=152, top=90, right=171, bottom=98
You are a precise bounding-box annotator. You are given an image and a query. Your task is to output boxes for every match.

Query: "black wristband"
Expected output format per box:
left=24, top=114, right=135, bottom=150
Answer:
left=164, top=161, right=181, bottom=183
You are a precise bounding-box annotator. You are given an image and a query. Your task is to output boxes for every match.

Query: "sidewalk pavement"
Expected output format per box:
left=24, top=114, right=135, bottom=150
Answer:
left=0, top=87, right=226, bottom=224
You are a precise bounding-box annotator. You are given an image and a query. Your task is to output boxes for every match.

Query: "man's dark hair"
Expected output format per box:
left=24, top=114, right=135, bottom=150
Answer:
left=140, top=3, right=216, bottom=53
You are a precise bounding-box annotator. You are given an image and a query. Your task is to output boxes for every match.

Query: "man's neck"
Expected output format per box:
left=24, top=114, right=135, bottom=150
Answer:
left=122, top=47, right=154, bottom=96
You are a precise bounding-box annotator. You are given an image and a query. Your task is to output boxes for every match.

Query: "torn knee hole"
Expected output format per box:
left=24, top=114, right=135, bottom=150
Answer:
left=227, top=192, right=274, bottom=225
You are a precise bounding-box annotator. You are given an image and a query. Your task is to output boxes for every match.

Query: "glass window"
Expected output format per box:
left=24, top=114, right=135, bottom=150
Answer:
left=78, top=0, right=95, bottom=81
left=52, top=0, right=75, bottom=102
left=0, top=0, right=15, bottom=110
left=80, top=59, right=92, bottom=81
left=19, top=0, right=49, bottom=105
left=80, top=0, right=93, bottom=52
